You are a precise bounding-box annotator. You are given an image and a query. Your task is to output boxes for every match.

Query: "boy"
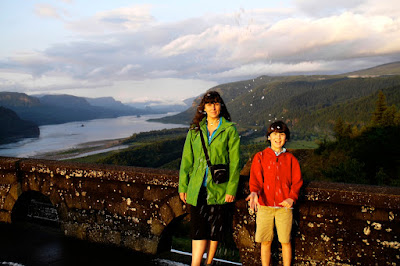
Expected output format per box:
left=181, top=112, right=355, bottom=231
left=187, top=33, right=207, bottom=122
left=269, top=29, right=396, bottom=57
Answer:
left=246, top=121, right=303, bottom=266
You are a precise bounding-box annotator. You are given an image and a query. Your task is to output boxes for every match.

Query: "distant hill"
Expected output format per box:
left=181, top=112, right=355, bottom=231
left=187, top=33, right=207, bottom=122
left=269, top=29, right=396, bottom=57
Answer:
left=85, top=97, right=145, bottom=113
left=40, top=94, right=92, bottom=108
left=154, top=62, right=400, bottom=139
left=344, top=61, right=400, bottom=77
left=0, top=92, right=157, bottom=125
left=0, top=106, right=40, bottom=144
left=0, top=91, right=40, bottom=107
left=125, top=97, right=195, bottom=113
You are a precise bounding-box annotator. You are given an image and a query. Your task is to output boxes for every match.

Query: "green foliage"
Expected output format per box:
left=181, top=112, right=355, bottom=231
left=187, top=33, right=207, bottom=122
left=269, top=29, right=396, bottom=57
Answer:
left=333, top=117, right=352, bottom=140
left=302, top=91, right=400, bottom=186
left=98, top=136, right=186, bottom=168
left=370, top=91, right=400, bottom=128
left=123, top=128, right=187, bottom=144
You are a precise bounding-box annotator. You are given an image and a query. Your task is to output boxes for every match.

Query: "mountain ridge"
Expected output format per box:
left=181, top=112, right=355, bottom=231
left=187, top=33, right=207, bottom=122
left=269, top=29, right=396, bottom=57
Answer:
left=343, top=61, right=400, bottom=76
left=154, top=62, right=400, bottom=139
left=0, top=93, right=160, bottom=125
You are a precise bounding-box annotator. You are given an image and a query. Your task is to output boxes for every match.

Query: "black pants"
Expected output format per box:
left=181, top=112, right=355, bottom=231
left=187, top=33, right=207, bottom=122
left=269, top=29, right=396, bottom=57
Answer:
left=189, top=186, right=228, bottom=242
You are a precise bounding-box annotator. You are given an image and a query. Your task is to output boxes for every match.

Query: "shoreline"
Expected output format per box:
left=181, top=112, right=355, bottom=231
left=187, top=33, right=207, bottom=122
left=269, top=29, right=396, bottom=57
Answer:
left=33, top=138, right=128, bottom=161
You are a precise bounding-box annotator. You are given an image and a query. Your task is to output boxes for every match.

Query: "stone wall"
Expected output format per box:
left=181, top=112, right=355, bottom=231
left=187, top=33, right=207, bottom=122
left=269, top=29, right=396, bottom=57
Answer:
left=233, top=163, right=400, bottom=265
left=0, top=157, right=186, bottom=254
left=1, top=156, right=400, bottom=265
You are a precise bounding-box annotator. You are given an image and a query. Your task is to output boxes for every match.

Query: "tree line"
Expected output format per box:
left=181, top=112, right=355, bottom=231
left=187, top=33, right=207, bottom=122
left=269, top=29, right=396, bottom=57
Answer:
left=301, top=91, right=400, bottom=186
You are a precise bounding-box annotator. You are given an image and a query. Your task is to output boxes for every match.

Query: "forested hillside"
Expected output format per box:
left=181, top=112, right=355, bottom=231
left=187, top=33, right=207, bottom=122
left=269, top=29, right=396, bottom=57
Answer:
left=155, top=75, right=400, bottom=140
left=300, top=91, right=400, bottom=186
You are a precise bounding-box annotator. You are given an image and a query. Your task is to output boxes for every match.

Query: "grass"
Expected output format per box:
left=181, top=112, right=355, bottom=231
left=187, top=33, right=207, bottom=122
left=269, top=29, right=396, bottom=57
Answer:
left=286, top=140, right=319, bottom=149
left=66, top=150, right=121, bottom=163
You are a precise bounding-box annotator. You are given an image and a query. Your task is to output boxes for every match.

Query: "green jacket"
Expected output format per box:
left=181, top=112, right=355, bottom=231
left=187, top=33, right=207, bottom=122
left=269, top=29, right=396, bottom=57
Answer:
left=179, top=117, right=241, bottom=206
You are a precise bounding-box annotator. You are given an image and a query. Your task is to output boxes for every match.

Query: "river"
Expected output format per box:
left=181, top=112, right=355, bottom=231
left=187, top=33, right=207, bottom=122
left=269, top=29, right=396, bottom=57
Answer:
left=0, top=113, right=186, bottom=158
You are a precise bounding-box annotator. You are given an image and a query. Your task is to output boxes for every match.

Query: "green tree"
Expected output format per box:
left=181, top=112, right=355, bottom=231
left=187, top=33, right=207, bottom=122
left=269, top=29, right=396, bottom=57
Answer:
left=371, top=91, right=388, bottom=126
left=333, top=117, right=351, bottom=140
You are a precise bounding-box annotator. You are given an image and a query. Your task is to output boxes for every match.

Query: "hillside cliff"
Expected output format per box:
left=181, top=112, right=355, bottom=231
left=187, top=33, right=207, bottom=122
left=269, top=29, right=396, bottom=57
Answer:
left=0, top=106, right=40, bottom=144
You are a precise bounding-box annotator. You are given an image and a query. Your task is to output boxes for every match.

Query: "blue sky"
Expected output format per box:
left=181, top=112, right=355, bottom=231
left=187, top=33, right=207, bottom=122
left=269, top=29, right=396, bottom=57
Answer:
left=1, top=0, right=399, bottom=105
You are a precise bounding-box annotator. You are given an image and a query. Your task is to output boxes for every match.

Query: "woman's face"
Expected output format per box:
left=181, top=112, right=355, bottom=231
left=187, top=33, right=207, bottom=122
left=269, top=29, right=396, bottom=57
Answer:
left=204, top=102, right=221, bottom=119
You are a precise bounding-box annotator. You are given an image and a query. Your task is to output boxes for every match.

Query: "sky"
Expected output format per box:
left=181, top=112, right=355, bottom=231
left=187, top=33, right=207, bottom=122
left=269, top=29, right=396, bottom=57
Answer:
left=1, top=0, right=400, bottom=105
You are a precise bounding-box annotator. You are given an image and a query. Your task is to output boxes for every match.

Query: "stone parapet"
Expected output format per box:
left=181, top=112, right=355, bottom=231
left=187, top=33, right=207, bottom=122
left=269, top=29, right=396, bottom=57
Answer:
left=0, top=156, right=184, bottom=255
left=0, top=156, right=399, bottom=265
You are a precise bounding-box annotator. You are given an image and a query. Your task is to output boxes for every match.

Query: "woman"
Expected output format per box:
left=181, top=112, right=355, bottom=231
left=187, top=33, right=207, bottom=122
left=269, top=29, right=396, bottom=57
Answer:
left=179, top=90, right=241, bottom=266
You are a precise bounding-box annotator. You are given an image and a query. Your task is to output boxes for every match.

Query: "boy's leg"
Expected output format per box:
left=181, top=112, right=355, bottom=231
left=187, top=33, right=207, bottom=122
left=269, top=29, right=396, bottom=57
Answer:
left=205, top=240, right=218, bottom=265
left=192, top=239, right=207, bottom=266
left=275, top=208, right=293, bottom=266
left=256, top=206, right=275, bottom=265
left=261, top=241, right=272, bottom=266
left=281, top=242, right=292, bottom=266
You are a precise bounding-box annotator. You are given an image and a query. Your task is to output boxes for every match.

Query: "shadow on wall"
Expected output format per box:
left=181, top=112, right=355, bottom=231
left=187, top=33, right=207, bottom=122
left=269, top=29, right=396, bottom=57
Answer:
left=11, top=190, right=60, bottom=227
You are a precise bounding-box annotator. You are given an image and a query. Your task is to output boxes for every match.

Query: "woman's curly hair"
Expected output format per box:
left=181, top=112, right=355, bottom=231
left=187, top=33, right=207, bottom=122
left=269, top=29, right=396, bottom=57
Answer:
left=191, top=90, right=231, bottom=130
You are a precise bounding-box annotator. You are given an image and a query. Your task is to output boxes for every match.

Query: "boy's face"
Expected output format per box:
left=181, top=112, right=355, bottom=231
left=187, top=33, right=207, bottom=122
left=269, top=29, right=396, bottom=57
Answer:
left=268, top=131, right=286, bottom=151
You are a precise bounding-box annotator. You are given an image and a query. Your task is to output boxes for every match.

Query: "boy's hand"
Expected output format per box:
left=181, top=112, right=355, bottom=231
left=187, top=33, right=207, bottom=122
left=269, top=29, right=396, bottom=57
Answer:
left=179, top=192, right=187, bottom=204
left=246, top=192, right=260, bottom=212
left=279, top=198, right=294, bottom=208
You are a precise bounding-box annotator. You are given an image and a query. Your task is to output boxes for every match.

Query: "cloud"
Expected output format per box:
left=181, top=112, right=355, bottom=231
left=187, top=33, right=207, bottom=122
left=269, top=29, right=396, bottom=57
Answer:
left=2, top=0, right=400, bottom=103
left=295, top=0, right=365, bottom=17
left=66, top=4, right=155, bottom=34
left=34, top=3, right=68, bottom=19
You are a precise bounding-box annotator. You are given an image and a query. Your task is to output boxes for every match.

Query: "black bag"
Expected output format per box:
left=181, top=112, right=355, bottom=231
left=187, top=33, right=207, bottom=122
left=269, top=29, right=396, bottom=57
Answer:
left=209, top=164, right=229, bottom=184
left=199, top=130, right=228, bottom=184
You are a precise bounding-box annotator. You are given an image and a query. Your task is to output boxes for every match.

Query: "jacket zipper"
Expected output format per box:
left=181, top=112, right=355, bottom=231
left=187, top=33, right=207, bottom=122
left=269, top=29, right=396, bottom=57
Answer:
left=274, top=155, right=279, bottom=206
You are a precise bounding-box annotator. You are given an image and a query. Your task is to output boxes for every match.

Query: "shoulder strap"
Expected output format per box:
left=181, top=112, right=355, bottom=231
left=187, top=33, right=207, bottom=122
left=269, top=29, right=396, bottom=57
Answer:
left=199, top=130, right=212, bottom=168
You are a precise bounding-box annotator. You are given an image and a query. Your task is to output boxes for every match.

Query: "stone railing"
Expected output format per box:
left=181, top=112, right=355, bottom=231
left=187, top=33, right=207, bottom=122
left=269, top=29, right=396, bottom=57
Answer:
left=1, top=156, right=399, bottom=265
left=0, top=157, right=185, bottom=254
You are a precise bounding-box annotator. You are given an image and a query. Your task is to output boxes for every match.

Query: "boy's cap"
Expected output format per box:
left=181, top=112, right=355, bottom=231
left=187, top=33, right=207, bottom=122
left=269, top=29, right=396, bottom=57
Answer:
left=266, top=120, right=290, bottom=140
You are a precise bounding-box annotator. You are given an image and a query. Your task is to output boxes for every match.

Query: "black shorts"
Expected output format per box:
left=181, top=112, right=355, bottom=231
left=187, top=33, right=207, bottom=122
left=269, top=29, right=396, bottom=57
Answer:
left=189, top=186, right=231, bottom=241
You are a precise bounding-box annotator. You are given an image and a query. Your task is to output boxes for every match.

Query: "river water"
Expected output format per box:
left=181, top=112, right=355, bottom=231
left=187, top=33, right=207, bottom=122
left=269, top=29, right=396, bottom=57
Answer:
left=0, top=113, right=186, bottom=158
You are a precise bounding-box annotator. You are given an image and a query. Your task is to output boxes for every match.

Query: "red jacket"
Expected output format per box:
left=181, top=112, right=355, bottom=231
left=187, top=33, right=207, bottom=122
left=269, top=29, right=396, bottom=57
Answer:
left=249, top=148, right=303, bottom=207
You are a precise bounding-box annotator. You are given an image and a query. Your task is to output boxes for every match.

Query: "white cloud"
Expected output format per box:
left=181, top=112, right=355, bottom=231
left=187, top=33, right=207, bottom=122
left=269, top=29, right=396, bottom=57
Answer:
left=35, top=4, right=61, bottom=19
left=117, top=64, right=140, bottom=76
left=295, top=0, right=364, bottom=17
left=66, top=4, right=155, bottom=34
left=34, top=3, right=70, bottom=19
left=2, top=0, right=400, bottom=103
left=212, top=61, right=332, bottom=79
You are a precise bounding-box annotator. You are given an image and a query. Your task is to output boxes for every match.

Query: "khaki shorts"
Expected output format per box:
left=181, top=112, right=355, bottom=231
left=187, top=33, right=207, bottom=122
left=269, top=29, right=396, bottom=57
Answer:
left=255, top=206, right=293, bottom=243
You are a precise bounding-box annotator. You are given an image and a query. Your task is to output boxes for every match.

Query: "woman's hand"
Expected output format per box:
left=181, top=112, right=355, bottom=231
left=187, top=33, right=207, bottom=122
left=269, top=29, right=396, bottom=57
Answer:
left=246, top=192, right=260, bottom=212
left=179, top=192, right=187, bottom=204
left=225, top=194, right=235, bottom=203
